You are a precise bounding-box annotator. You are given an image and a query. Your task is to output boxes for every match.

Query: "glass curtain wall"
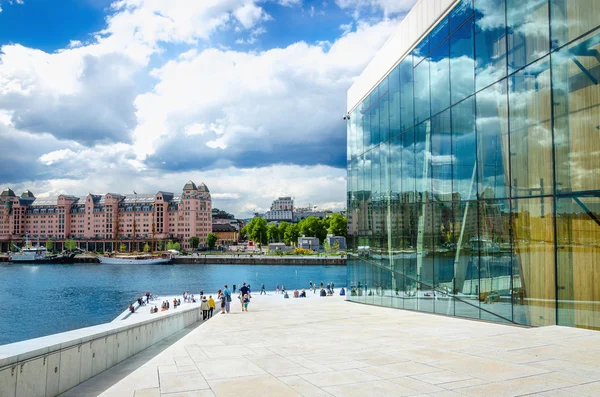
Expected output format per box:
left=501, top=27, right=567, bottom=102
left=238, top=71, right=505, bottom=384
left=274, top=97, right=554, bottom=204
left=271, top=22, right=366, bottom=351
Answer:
left=347, top=0, right=600, bottom=329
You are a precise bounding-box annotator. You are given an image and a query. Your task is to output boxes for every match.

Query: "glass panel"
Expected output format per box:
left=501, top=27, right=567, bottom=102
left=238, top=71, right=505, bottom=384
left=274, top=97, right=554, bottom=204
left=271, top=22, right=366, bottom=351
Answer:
left=452, top=97, right=477, bottom=201
left=478, top=199, right=513, bottom=323
left=403, top=203, right=419, bottom=311
left=414, top=57, right=431, bottom=124
left=414, top=35, right=430, bottom=65
left=401, top=128, right=416, bottom=203
left=552, top=30, right=600, bottom=194
left=475, top=0, right=507, bottom=91
left=379, top=78, right=390, bottom=143
left=512, top=197, right=556, bottom=326
left=363, top=95, right=371, bottom=152
left=400, top=56, right=415, bottom=131
left=453, top=201, right=481, bottom=319
left=556, top=196, right=600, bottom=330
left=355, top=105, right=363, bottom=156
left=450, top=18, right=475, bottom=105
left=509, top=56, right=553, bottom=198
left=507, top=0, right=549, bottom=72
left=431, top=109, right=453, bottom=201
left=433, top=201, right=455, bottom=315
left=415, top=121, right=431, bottom=203
left=430, top=39, right=450, bottom=115
left=370, top=87, right=380, bottom=146
left=449, top=0, right=473, bottom=33
left=417, top=202, right=435, bottom=313
left=430, top=17, right=449, bottom=51
left=389, top=66, right=401, bottom=137
left=550, top=0, right=600, bottom=49
left=476, top=79, right=509, bottom=199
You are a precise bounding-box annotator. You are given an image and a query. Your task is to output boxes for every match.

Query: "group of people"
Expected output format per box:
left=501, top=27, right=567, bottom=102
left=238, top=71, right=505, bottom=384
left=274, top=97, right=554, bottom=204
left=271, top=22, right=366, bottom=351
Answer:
left=199, top=295, right=216, bottom=320
left=183, top=291, right=196, bottom=303
left=214, top=283, right=252, bottom=313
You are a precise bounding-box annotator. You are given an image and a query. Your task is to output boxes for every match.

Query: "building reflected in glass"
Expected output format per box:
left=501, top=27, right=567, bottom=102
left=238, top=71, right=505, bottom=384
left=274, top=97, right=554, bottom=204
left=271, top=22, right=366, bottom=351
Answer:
left=347, top=0, right=600, bottom=330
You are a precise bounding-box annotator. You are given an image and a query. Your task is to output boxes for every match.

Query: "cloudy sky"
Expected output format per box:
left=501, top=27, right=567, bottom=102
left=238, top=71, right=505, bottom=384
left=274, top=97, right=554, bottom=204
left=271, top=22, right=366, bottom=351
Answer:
left=0, top=0, right=416, bottom=217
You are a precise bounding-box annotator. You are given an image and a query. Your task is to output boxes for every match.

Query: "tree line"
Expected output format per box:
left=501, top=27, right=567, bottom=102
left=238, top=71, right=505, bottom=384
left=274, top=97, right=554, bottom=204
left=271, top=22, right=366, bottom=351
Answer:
left=240, top=213, right=347, bottom=246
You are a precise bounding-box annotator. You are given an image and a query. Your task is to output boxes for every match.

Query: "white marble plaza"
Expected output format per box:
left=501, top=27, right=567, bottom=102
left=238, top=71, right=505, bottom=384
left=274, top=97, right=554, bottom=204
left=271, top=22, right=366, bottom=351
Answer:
left=60, top=292, right=600, bottom=397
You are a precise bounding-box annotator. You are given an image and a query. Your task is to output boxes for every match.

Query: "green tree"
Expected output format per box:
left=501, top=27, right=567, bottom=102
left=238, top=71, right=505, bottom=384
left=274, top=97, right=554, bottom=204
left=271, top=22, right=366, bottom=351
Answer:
left=45, top=239, right=54, bottom=253
left=157, top=241, right=163, bottom=251
left=188, top=236, right=200, bottom=249
left=266, top=224, right=279, bottom=243
left=143, top=243, right=150, bottom=252
left=239, top=226, right=248, bottom=240
left=299, top=216, right=327, bottom=242
left=328, top=213, right=347, bottom=237
left=166, top=240, right=174, bottom=250
left=333, top=241, right=340, bottom=252
left=284, top=223, right=301, bottom=246
left=244, top=217, right=268, bottom=245
left=277, top=222, right=289, bottom=243
left=173, top=242, right=181, bottom=251
left=206, top=233, right=218, bottom=249
left=119, top=243, right=127, bottom=253
left=64, top=239, right=77, bottom=251
left=323, top=240, right=331, bottom=253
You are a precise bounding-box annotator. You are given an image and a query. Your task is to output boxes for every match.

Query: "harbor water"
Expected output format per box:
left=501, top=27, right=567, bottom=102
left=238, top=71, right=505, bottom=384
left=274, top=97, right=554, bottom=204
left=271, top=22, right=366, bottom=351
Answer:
left=0, top=263, right=346, bottom=345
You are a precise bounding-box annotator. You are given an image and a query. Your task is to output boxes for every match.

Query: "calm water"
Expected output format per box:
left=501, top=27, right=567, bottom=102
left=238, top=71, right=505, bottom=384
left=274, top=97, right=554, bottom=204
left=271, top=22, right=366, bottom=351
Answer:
left=0, top=263, right=346, bottom=345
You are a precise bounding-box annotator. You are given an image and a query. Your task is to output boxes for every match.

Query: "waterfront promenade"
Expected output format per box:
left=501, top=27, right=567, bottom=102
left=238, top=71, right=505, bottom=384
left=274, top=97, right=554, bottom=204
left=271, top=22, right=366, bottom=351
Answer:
left=60, top=293, right=600, bottom=397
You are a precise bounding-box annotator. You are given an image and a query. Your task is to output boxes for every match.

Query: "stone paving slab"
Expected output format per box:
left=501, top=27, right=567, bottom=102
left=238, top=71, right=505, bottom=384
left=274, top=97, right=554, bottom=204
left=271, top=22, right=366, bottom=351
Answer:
left=60, top=293, right=600, bottom=397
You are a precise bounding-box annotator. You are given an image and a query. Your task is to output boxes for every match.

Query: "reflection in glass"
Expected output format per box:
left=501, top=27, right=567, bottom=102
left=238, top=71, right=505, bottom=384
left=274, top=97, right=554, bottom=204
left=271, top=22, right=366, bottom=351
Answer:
left=430, top=16, right=449, bottom=51
left=370, top=87, right=380, bottom=146
left=453, top=201, right=480, bottom=319
left=433, top=201, right=454, bottom=315
left=452, top=97, right=477, bottom=201
left=550, top=0, right=600, bottom=49
left=389, top=66, right=401, bottom=137
left=507, top=0, right=549, bottom=72
left=400, top=56, right=414, bottom=131
left=478, top=200, right=512, bottom=323
left=401, top=128, right=416, bottom=203
left=450, top=18, right=475, bottom=105
left=414, top=57, right=431, bottom=124
left=476, top=79, right=509, bottom=199
left=430, top=39, right=450, bottom=115
left=379, top=78, right=390, bottom=144
left=509, top=57, right=553, bottom=198
left=431, top=110, right=452, bottom=201
left=475, top=0, right=507, bottom=91
left=449, top=0, right=473, bottom=33
left=512, top=198, right=556, bottom=326
left=415, top=121, right=431, bottom=202
left=552, top=30, right=600, bottom=194
left=556, top=197, right=600, bottom=330
left=362, top=95, right=371, bottom=152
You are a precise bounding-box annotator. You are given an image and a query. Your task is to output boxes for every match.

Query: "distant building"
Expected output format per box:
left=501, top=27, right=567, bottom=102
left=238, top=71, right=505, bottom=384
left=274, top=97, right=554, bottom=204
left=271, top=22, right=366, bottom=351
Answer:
left=212, top=208, right=235, bottom=220
left=326, top=235, right=346, bottom=250
left=0, top=181, right=212, bottom=252
left=298, top=237, right=319, bottom=250
left=268, top=242, right=288, bottom=253
left=263, top=196, right=294, bottom=221
left=212, top=223, right=239, bottom=246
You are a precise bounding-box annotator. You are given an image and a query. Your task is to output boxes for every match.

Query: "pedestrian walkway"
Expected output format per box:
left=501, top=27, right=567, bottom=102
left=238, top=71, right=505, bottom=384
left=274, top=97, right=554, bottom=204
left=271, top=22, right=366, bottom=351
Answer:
left=61, top=293, right=600, bottom=397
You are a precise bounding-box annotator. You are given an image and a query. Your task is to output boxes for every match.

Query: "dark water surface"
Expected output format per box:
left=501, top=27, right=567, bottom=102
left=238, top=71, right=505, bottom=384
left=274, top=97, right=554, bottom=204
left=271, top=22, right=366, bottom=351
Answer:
left=0, top=263, right=346, bottom=345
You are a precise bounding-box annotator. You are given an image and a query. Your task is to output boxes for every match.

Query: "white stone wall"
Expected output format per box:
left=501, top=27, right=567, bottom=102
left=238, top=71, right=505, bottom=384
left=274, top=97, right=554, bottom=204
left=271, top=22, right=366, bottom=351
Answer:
left=347, top=0, right=459, bottom=113
left=0, top=306, right=200, bottom=397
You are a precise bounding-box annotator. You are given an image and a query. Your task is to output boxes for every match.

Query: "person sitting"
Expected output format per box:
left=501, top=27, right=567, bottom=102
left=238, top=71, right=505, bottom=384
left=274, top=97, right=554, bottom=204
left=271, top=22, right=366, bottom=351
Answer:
left=284, top=291, right=290, bottom=299
left=340, top=287, right=346, bottom=296
left=150, top=306, right=154, bottom=314
left=300, top=289, right=306, bottom=298
left=293, top=289, right=299, bottom=298
left=320, top=288, right=327, bottom=297
left=154, top=306, right=158, bottom=313
left=129, top=303, right=135, bottom=313
left=177, top=298, right=181, bottom=306
left=173, top=298, right=178, bottom=308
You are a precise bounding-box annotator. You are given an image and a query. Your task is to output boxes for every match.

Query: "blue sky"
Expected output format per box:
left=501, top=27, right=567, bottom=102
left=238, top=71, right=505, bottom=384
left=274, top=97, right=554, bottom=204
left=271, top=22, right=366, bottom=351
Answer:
left=0, top=0, right=415, bottom=216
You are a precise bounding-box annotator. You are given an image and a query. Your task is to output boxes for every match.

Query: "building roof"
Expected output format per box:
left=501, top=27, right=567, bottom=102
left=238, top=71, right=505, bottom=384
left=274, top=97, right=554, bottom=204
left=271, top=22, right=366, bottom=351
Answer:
left=198, top=182, right=209, bottom=192
left=21, top=190, right=35, bottom=198
left=183, top=180, right=197, bottom=191
left=212, top=223, right=238, bottom=233
left=1, top=187, right=15, bottom=197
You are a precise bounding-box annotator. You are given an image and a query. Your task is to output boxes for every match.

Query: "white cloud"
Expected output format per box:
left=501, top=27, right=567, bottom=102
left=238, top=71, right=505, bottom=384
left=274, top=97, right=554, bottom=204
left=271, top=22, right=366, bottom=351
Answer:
left=233, top=3, right=270, bottom=29
left=279, top=0, right=302, bottom=6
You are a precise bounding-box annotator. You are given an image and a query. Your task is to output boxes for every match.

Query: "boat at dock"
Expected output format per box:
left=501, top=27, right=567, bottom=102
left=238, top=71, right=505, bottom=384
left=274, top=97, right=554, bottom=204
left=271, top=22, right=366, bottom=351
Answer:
left=9, top=236, right=76, bottom=263
left=98, top=253, right=173, bottom=265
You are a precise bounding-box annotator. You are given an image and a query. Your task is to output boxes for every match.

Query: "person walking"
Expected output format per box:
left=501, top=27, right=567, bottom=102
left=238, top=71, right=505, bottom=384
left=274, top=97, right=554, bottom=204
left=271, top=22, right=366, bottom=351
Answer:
left=220, top=293, right=226, bottom=314
left=239, top=283, right=250, bottom=312
left=260, top=283, right=265, bottom=295
left=281, top=284, right=286, bottom=293
left=208, top=295, right=215, bottom=318
left=233, top=284, right=237, bottom=293
left=200, top=296, right=210, bottom=320
left=223, top=285, right=232, bottom=313
left=243, top=293, right=250, bottom=311
left=309, top=281, right=313, bottom=289
left=276, top=284, right=279, bottom=294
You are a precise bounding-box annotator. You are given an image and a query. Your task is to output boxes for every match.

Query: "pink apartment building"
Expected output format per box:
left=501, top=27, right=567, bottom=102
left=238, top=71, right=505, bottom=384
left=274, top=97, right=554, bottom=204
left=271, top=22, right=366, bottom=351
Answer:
left=0, top=181, right=212, bottom=252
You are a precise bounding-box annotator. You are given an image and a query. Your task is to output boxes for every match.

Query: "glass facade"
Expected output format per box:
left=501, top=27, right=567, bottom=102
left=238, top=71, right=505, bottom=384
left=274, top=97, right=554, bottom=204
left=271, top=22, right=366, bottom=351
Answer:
left=347, top=0, right=600, bottom=330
